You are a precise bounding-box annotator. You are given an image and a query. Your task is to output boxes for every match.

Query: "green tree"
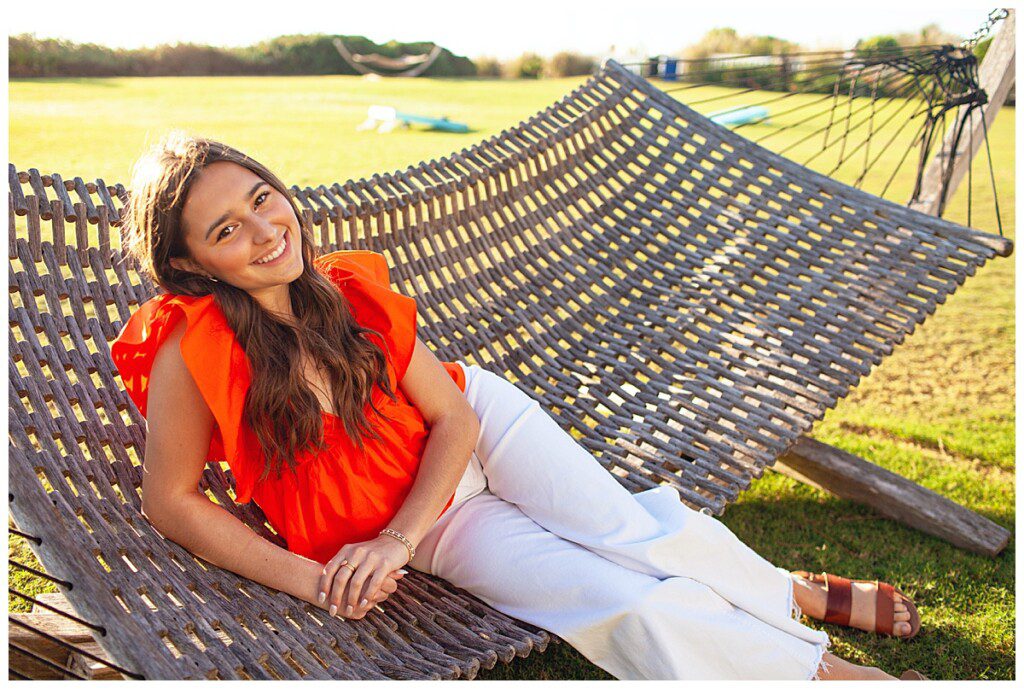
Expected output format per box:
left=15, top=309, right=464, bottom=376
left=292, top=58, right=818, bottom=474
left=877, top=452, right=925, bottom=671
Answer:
left=854, top=35, right=901, bottom=56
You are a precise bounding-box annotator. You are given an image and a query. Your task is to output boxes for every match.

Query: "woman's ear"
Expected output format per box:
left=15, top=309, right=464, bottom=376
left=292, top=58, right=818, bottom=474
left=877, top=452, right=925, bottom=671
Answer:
left=169, top=256, right=193, bottom=273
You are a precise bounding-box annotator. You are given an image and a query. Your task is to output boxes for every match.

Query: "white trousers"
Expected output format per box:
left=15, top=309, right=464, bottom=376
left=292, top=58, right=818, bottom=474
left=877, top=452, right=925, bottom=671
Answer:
left=409, top=363, right=831, bottom=680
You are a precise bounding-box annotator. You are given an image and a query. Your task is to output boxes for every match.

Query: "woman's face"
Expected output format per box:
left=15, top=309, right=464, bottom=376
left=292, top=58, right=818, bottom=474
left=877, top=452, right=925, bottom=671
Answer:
left=173, top=160, right=304, bottom=305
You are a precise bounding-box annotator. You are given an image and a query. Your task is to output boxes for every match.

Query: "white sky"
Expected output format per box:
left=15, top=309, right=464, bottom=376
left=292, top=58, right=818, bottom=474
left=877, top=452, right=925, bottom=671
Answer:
left=7, top=0, right=1002, bottom=60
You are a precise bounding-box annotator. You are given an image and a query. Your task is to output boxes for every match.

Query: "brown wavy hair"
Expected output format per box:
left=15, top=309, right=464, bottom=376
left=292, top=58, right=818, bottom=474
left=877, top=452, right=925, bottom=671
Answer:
left=123, top=131, right=398, bottom=482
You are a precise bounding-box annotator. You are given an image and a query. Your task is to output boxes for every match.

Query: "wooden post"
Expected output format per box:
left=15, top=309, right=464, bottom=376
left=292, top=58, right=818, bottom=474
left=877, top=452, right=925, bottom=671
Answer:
left=910, top=9, right=1016, bottom=217
left=772, top=436, right=1010, bottom=557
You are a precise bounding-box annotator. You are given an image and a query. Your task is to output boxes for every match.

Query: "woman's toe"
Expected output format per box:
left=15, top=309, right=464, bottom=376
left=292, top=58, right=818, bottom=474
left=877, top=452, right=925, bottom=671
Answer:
left=894, top=621, right=913, bottom=637
left=895, top=610, right=912, bottom=622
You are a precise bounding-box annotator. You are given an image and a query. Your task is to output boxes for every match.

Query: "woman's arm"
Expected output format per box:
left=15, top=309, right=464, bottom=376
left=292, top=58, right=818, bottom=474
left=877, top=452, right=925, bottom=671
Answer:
left=140, top=319, right=396, bottom=617
left=318, top=338, right=480, bottom=616
left=389, top=338, right=481, bottom=545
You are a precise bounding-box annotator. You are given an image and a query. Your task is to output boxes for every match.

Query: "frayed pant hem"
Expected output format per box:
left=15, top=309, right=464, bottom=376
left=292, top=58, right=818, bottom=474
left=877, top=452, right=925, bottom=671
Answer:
left=808, top=638, right=833, bottom=680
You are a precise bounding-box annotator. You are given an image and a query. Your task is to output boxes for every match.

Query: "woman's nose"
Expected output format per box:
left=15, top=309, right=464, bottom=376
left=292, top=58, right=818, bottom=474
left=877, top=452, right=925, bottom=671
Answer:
left=252, top=215, right=278, bottom=243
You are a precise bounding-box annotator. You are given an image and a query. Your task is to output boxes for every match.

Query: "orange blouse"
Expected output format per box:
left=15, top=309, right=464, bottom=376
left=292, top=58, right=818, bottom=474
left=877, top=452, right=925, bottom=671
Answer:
left=111, top=250, right=465, bottom=564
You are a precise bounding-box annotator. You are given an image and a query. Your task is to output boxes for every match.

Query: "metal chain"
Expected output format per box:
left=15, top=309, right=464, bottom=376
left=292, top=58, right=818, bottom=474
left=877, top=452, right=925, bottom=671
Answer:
left=960, top=8, right=1010, bottom=49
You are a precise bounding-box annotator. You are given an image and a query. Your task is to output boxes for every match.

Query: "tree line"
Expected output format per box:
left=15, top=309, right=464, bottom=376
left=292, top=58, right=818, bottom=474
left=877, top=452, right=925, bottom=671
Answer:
left=11, top=25, right=990, bottom=84
left=8, top=34, right=477, bottom=78
left=9, top=33, right=597, bottom=79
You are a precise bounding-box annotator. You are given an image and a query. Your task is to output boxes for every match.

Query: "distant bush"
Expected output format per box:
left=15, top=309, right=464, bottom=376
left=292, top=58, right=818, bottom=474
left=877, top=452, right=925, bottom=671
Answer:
left=504, top=52, right=544, bottom=79
left=683, top=28, right=798, bottom=61
left=473, top=56, right=502, bottom=77
left=545, top=51, right=596, bottom=77
left=854, top=35, right=902, bottom=57
left=9, top=33, right=475, bottom=78
left=10, top=34, right=131, bottom=77
left=143, top=43, right=253, bottom=76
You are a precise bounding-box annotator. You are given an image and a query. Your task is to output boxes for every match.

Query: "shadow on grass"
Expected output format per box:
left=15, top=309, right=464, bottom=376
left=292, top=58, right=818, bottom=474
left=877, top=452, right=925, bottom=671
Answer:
left=476, top=638, right=613, bottom=681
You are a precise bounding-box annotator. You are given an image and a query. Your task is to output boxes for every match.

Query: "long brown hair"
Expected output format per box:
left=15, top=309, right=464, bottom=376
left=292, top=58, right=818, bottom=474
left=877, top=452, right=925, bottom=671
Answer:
left=123, top=131, right=398, bottom=481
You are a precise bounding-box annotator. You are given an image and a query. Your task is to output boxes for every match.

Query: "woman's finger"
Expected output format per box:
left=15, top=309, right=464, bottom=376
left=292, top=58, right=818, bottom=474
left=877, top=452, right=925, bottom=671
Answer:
left=328, top=559, right=360, bottom=617
left=345, top=558, right=377, bottom=613
left=318, top=548, right=353, bottom=608
left=359, top=568, right=390, bottom=610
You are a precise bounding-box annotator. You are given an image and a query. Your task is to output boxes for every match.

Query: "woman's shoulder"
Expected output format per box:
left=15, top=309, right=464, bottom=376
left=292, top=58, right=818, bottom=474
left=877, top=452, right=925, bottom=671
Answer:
left=110, top=292, right=238, bottom=417
left=314, top=250, right=392, bottom=289
left=111, top=291, right=257, bottom=502
left=118, top=291, right=226, bottom=338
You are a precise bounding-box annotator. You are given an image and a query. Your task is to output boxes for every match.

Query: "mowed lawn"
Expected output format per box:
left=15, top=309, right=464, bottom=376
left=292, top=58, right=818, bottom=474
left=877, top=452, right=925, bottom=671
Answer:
left=8, top=74, right=1015, bottom=680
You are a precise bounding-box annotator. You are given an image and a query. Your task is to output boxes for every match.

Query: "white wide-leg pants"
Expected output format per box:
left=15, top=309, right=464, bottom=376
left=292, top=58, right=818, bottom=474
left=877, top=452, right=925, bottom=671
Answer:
left=409, top=363, right=831, bottom=680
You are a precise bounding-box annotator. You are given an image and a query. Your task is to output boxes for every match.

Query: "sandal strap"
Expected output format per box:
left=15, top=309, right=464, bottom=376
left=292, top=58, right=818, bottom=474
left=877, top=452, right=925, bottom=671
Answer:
left=822, top=572, right=852, bottom=627
left=875, top=581, right=896, bottom=635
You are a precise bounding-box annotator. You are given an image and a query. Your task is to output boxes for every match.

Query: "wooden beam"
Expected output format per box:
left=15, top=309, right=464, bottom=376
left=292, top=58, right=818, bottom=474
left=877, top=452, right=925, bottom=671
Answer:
left=911, top=9, right=1016, bottom=216
left=8, top=593, right=125, bottom=680
left=772, top=436, right=1010, bottom=557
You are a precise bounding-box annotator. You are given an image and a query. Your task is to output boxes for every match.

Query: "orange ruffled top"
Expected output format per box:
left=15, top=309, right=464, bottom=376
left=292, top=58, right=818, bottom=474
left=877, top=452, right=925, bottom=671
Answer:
left=111, top=250, right=465, bottom=564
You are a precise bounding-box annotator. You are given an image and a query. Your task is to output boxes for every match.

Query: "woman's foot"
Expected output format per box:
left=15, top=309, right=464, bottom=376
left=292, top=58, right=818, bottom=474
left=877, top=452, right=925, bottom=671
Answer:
left=816, top=652, right=898, bottom=680
left=792, top=572, right=915, bottom=637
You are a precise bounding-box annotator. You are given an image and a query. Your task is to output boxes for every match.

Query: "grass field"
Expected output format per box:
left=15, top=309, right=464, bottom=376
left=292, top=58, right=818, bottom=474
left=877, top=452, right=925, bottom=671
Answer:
left=8, top=73, right=1015, bottom=680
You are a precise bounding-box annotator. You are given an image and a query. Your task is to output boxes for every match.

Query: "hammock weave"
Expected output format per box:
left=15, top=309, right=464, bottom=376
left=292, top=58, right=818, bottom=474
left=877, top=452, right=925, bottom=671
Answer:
left=8, top=59, right=1012, bottom=679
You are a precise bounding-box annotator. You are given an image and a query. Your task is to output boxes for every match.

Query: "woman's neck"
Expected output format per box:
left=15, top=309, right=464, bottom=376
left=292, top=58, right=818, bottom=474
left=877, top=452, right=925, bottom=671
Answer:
left=250, top=283, right=296, bottom=322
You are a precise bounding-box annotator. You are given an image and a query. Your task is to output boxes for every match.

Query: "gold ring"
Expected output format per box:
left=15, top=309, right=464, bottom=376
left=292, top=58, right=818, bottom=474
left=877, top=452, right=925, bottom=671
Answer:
left=342, top=562, right=357, bottom=573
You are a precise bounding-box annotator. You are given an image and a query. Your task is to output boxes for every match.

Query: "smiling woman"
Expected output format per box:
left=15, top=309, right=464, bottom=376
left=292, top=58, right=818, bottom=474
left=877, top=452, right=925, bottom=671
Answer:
left=114, top=130, right=490, bottom=629
left=121, top=132, right=408, bottom=482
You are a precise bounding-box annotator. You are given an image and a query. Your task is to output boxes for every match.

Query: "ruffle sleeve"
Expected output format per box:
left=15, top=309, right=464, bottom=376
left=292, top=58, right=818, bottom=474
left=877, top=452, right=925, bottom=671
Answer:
left=110, top=293, right=262, bottom=503
left=314, top=250, right=418, bottom=386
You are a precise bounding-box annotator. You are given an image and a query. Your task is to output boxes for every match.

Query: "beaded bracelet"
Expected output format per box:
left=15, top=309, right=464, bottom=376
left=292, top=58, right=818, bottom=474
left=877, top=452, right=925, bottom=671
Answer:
left=380, top=528, right=416, bottom=562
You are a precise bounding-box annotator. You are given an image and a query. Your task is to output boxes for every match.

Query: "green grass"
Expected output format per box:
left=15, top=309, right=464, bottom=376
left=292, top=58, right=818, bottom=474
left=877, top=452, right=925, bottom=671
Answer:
left=9, top=74, right=1014, bottom=680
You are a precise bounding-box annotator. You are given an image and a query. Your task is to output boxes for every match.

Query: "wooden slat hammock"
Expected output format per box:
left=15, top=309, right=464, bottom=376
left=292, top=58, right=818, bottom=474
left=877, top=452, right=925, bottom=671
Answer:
left=8, top=60, right=1013, bottom=679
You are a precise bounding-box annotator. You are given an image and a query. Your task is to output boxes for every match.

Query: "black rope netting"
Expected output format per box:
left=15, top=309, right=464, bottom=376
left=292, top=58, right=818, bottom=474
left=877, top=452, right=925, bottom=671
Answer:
left=620, top=10, right=1009, bottom=232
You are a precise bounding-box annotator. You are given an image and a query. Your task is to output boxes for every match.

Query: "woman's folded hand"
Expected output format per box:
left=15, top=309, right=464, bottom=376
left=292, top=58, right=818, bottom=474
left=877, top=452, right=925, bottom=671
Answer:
left=316, top=566, right=406, bottom=619
left=318, top=536, right=411, bottom=619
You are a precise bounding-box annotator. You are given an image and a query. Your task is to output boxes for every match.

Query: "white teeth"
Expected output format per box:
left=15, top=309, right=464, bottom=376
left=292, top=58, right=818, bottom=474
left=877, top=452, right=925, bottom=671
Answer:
left=254, top=235, right=286, bottom=264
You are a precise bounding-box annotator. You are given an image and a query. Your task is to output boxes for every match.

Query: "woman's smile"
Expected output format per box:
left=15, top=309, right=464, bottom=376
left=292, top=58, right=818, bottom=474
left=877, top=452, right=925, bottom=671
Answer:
left=252, top=230, right=291, bottom=266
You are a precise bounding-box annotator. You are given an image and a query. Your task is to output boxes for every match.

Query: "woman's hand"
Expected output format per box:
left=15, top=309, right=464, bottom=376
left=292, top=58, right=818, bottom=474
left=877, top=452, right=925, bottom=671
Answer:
left=319, top=535, right=410, bottom=619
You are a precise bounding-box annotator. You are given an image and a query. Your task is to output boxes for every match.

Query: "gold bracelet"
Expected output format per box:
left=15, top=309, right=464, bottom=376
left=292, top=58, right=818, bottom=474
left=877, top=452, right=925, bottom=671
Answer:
left=380, top=528, right=416, bottom=561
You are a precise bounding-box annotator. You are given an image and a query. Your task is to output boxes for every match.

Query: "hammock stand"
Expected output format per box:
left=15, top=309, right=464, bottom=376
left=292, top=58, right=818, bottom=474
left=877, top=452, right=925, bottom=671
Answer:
left=8, top=60, right=1013, bottom=679
left=332, top=38, right=443, bottom=78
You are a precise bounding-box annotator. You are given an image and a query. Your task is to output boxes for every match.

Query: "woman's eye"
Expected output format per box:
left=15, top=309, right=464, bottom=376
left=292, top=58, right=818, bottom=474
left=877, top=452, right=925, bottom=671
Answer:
left=214, top=191, right=268, bottom=241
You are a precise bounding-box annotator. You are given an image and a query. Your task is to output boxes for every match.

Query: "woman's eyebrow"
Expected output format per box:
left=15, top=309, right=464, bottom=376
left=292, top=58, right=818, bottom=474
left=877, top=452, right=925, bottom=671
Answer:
left=204, top=181, right=267, bottom=240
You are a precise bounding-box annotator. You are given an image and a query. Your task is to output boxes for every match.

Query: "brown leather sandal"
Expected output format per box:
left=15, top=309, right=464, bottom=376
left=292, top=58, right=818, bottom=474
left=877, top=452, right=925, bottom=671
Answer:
left=791, top=571, right=921, bottom=639
left=900, top=669, right=929, bottom=680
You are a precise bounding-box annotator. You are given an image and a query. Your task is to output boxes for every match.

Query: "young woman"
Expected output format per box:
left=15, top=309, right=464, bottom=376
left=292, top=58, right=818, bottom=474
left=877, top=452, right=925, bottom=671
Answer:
left=111, top=132, right=925, bottom=681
